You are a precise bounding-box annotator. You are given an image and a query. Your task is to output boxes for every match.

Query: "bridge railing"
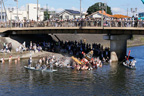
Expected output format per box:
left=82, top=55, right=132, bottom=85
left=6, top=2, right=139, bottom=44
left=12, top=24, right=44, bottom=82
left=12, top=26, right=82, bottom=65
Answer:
left=0, top=20, right=143, bottom=28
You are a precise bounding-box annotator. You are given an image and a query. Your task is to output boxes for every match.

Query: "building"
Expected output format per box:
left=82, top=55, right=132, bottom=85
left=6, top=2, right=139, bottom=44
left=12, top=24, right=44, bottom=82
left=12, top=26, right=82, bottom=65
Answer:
left=87, top=11, right=112, bottom=19
left=0, top=3, right=44, bottom=22
left=6, top=10, right=27, bottom=21
left=0, top=12, right=7, bottom=22
left=59, top=9, right=85, bottom=20
left=26, top=4, right=44, bottom=21
left=112, top=14, right=131, bottom=19
left=48, top=11, right=59, bottom=19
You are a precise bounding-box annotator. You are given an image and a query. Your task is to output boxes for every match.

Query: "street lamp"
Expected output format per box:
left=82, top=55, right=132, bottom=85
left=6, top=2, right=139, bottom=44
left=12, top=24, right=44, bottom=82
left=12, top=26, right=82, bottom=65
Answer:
left=131, top=8, right=137, bottom=17
left=99, top=2, right=107, bottom=27
left=8, top=8, right=14, bottom=28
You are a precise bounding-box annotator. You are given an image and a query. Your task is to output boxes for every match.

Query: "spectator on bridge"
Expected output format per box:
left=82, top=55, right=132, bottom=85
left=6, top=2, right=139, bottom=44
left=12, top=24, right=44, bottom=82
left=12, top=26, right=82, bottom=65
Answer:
left=134, top=14, right=138, bottom=27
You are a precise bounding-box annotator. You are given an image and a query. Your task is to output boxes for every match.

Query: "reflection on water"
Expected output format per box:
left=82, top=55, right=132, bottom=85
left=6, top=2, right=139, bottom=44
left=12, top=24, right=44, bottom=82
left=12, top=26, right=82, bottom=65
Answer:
left=0, top=46, right=144, bottom=96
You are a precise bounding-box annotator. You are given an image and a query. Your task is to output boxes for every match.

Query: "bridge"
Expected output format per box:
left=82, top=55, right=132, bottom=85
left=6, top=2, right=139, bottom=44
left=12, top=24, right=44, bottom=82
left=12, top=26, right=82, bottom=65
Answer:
left=0, top=26, right=144, bottom=61
left=0, top=27, right=144, bottom=34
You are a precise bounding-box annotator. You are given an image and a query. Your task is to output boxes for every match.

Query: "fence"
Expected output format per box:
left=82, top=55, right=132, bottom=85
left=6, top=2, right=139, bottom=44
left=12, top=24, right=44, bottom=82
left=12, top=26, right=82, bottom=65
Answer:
left=0, top=20, right=143, bottom=28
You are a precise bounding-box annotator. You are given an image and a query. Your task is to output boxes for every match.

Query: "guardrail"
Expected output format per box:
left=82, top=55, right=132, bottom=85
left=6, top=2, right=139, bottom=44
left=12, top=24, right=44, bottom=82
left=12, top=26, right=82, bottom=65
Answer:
left=0, top=20, right=143, bottom=28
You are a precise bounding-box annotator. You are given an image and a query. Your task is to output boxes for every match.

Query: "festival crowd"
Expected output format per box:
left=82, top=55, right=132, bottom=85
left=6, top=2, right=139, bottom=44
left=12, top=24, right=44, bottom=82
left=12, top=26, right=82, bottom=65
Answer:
left=0, top=15, right=141, bottom=28
left=28, top=40, right=110, bottom=61
left=0, top=39, right=111, bottom=70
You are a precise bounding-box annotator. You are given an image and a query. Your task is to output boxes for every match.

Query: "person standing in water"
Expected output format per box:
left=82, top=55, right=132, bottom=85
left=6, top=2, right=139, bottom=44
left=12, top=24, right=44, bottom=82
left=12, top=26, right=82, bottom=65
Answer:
left=28, top=56, right=32, bottom=68
left=1, top=57, right=5, bottom=64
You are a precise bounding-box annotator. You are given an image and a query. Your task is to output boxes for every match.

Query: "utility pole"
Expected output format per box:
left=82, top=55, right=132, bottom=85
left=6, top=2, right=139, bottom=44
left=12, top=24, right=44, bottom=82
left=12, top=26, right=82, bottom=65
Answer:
left=80, top=0, right=81, bottom=18
left=1, top=0, right=2, bottom=23
left=17, top=0, right=18, bottom=21
left=127, top=8, right=128, bottom=16
left=37, top=0, right=38, bottom=22
left=105, top=3, right=107, bottom=13
left=127, top=8, right=128, bottom=20
left=14, top=0, right=18, bottom=21
left=46, top=4, right=48, bottom=20
left=99, top=2, right=107, bottom=28
left=2, top=0, right=9, bottom=27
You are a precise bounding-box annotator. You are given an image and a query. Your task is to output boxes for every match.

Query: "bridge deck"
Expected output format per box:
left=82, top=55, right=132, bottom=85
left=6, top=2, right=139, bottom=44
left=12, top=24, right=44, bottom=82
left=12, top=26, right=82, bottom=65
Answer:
left=0, top=27, right=144, bottom=35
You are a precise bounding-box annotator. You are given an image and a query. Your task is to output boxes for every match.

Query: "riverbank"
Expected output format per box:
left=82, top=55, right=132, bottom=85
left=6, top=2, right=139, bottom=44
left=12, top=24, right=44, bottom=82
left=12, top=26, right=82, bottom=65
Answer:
left=127, top=35, right=144, bottom=47
left=0, top=51, right=64, bottom=61
left=127, top=43, right=144, bottom=48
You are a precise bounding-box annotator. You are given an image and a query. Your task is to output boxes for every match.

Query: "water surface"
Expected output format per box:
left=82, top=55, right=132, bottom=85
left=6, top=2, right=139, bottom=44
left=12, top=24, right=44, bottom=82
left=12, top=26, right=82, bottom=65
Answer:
left=0, top=46, right=144, bottom=96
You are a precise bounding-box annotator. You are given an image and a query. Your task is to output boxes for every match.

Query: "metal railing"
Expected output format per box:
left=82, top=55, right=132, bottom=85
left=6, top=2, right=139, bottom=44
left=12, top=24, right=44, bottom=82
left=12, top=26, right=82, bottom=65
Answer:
left=0, top=19, right=143, bottom=28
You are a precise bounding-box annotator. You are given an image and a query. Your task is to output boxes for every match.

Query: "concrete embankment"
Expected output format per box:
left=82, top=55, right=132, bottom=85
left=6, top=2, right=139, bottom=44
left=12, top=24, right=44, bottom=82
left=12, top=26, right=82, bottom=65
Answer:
left=0, top=51, right=63, bottom=61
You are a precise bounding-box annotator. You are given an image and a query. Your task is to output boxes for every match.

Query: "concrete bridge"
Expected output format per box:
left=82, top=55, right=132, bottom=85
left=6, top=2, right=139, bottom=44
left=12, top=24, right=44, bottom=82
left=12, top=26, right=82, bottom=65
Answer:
left=0, top=27, right=144, bottom=61
left=0, top=27, right=144, bottom=35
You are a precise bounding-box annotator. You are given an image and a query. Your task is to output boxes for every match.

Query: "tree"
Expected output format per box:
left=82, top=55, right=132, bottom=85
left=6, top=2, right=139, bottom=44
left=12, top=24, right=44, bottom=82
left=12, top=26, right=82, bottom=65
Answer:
left=87, top=2, right=112, bottom=15
left=44, top=11, right=49, bottom=21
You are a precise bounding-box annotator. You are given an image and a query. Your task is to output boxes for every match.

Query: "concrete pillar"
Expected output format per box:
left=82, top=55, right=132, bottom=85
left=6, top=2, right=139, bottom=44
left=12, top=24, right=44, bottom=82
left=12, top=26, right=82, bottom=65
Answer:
left=104, top=35, right=132, bottom=62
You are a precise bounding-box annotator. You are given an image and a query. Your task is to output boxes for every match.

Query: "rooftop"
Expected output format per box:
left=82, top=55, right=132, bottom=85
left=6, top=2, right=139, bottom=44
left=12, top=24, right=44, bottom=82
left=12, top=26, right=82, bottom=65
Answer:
left=87, top=10, right=113, bottom=17
left=65, top=9, right=80, bottom=14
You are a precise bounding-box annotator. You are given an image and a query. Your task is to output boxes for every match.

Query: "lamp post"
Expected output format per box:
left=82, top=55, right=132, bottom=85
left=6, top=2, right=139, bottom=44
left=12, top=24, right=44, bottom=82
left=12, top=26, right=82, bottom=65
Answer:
left=8, top=8, right=14, bottom=28
left=99, top=2, right=107, bottom=27
left=131, top=8, right=137, bottom=17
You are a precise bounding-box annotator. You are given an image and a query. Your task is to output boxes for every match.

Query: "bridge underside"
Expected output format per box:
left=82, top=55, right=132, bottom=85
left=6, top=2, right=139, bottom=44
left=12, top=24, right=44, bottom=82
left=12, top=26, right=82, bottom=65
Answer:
left=0, top=27, right=143, bottom=61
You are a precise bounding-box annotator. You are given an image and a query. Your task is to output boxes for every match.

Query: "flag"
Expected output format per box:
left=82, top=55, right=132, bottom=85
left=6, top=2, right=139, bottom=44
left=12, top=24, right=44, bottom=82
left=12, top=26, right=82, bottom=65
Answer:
left=127, top=50, right=131, bottom=60
left=141, top=0, right=144, bottom=4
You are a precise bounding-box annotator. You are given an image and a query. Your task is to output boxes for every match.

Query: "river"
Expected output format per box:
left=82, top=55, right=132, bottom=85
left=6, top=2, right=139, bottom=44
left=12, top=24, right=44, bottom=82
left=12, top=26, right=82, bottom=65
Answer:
left=0, top=46, right=144, bottom=96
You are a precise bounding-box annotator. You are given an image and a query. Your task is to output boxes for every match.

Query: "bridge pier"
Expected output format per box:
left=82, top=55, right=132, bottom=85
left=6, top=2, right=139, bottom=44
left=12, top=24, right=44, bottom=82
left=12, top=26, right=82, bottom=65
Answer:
left=104, top=35, right=132, bottom=62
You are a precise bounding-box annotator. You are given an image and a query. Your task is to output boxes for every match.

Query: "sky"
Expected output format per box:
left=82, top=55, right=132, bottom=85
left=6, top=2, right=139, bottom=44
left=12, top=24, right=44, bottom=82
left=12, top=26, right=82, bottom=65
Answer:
left=3, top=0, right=144, bottom=16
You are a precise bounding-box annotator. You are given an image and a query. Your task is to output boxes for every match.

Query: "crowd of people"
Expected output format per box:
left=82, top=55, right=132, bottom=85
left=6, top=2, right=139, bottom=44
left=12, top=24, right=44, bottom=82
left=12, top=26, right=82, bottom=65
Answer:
left=0, top=15, right=142, bottom=28
left=29, top=40, right=110, bottom=62
left=0, top=42, right=27, bottom=53
left=32, top=17, right=141, bottom=27
left=0, top=42, right=12, bottom=53
left=124, top=56, right=136, bottom=68
left=28, top=51, right=105, bottom=71
left=43, top=17, right=141, bottom=27
left=25, top=40, right=111, bottom=71
left=0, top=39, right=111, bottom=71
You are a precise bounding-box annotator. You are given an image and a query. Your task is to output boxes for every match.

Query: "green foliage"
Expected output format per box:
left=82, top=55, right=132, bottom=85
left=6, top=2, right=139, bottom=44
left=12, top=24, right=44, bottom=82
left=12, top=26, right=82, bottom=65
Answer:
left=44, top=11, right=49, bottom=21
left=87, top=2, right=112, bottom=15
left=140, top=37, right=144, bottom=41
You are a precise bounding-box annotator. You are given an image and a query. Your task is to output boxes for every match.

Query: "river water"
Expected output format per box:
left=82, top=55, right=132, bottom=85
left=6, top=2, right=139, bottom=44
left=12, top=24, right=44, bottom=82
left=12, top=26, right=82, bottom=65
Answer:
left=0, top=46, right=144, bottom=96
